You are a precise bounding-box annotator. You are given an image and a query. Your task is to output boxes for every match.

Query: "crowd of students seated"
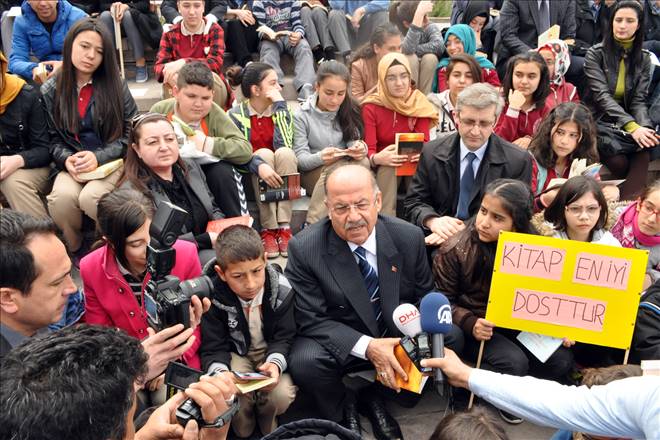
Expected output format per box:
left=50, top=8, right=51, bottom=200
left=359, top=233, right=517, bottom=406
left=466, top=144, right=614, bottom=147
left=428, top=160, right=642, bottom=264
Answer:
left=0, top=0, right=659, bottom=438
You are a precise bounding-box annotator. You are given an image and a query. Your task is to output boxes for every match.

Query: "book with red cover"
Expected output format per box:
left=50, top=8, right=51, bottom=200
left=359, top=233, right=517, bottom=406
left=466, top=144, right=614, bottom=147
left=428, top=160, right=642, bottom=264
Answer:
left=206, top=215, right=254, bottom=234
left=395, top=133, right=425, bottom=177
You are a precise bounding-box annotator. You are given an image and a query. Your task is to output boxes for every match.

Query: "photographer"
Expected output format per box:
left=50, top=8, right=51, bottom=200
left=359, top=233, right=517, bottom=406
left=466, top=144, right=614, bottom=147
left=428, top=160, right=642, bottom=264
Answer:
left=1, top=324, right=237, bottom=440
left=81, top=188, right=211, bottom=404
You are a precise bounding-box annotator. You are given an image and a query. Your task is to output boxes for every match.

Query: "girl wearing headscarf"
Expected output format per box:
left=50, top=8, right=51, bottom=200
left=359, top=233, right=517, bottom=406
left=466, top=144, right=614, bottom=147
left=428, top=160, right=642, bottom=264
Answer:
left=362, top=52, right=438, bottom=216
left=0, top=51, right=51, bottom=218
left=536, top=39, right=580, bottom=109
left=433, top=23, right=500, bottom=92
left=461, top=0, right=490, bottom=54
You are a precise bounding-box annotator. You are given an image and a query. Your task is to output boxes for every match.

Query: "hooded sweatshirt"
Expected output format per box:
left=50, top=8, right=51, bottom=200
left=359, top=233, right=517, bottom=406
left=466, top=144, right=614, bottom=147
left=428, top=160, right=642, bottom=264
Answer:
left=292, top=93, right=361, bottom=171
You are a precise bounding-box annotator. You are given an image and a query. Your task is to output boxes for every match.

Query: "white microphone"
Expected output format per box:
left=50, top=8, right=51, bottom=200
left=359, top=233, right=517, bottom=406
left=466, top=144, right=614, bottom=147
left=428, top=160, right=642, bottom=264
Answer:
left=393, top=303, right=422, bottom=337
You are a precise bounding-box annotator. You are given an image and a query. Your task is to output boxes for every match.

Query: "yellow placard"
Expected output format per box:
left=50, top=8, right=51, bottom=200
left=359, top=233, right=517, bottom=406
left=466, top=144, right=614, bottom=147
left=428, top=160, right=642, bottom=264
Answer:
left=485, top=232, right=648, bottom=349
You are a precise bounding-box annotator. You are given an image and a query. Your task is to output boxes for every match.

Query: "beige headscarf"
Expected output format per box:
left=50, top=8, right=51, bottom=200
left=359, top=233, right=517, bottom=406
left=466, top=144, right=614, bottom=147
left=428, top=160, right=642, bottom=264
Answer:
left=0, top=51, right=25, bottom=115
left=362, top=52, right=438, bottom=127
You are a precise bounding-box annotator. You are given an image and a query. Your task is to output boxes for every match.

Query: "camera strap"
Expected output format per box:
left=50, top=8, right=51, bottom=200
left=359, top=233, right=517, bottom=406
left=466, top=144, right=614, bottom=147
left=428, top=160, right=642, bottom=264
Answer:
left=199, top=398, right=240, bottom=428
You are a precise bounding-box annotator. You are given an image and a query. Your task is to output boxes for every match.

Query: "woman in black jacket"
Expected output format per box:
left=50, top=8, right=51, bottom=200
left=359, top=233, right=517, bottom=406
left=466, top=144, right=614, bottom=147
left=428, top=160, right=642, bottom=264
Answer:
left=42, top=18, right=137, bottom=255
left=0, top=50, right=51, bottom=218
left=583, top=0, right=659, bottom=200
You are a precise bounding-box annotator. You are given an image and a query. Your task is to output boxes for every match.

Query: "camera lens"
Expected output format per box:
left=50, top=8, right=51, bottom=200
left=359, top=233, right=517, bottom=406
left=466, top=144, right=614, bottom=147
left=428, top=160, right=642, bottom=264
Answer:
left=179, top=275, right=213, bottom=300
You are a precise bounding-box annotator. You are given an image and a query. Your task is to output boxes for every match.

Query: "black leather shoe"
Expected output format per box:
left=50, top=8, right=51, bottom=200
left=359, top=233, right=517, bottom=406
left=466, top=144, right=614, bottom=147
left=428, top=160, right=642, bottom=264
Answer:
left=359, top=396, right=403, bottom=440
left=341, top=401, right=362, bottom=437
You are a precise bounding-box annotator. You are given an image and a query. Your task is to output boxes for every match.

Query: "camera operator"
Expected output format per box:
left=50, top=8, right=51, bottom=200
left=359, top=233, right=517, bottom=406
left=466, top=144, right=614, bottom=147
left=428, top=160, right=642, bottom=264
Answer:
left=420, top=350, right=660, bottom=439
left=0, top=209, right=78, bottom=358
left=81, top=188, right=212, bottom=404
left=0, top=324, right=238, bottom=440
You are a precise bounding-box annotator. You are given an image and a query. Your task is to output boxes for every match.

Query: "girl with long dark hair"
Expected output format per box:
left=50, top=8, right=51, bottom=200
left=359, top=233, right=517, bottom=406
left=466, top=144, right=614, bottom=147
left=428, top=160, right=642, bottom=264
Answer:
left=434, top=179, right=574, bottom=424
left=528, top=102, right=618, bottom=211
left=42, top=17, right=138, bottom=256
left=583, top=0, right=659, bottom=200
left=226, top=62, right=297, bottom=259
left=494, top=51, right=552, bottom=148
left=350, top=22, right=402, bottom=103
left=293, top=60, right=367, bottom=225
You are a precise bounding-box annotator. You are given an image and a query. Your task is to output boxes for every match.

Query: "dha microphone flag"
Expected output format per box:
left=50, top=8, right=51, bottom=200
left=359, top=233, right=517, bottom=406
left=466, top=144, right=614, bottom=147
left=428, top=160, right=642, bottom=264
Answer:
left=420, top=292, right=453, bottom=394
left=393, top=303, right=422, bottom=337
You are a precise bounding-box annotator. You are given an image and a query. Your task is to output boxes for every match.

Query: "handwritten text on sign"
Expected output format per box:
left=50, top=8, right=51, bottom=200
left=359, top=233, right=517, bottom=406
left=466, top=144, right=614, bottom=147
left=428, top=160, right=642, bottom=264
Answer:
left=499, top=242, right=566, bottom=281
left=512, top=289, right=606, bottom=332
left=573, top=253, right=631, bottom=291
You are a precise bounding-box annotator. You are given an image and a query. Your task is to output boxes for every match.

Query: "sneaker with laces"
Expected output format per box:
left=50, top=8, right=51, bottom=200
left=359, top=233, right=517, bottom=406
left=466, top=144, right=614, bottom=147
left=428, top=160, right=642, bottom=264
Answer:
left=135, top=65, right=148, bottom=83
left=261, top=229, right=279, bottom=259
left=278, top=227, right=292, bottom=257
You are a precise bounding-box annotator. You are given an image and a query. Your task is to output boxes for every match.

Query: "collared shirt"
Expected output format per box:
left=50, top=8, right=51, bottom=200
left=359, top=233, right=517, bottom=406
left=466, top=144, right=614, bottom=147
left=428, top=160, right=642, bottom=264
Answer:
left=246, top=102, right=274, bottom=118
left=117, top=259, right=146, bottom=306
left=589, top=0, right=602, bottom=20
left=459, top=138, right=488, bottom=180
left=348, top=227, right=379, bottom=360
left=0, top=323, right=48, bottom=354
left=238, top=288, right=268, bottom=356
left=347, top=227, right=378, bottom=277
left=180, top=19, right=205, bottom=36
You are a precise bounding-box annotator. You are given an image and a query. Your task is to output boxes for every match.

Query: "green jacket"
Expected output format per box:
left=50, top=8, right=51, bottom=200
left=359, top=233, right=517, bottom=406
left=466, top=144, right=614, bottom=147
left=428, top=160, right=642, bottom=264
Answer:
left=150, top=98, right=253, bottom=165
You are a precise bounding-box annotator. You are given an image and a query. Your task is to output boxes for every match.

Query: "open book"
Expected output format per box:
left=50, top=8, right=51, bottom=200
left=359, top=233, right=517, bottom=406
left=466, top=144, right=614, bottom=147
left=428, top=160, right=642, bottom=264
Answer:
left=395, top=133, right=425, bottom=177
left=206, top=215, right=254, bottom=234
left=257, top=25, right=291, bottom=41
left=538, top=24, right=560, bottom=47
left=78, top=159, right=123, bottom=181
left=544, top=159, right=623, bottom=191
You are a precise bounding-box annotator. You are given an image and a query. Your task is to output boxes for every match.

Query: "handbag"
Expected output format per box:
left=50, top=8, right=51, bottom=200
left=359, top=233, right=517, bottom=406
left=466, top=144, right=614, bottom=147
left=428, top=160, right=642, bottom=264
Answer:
left=595, top=121, right=641, bottom=158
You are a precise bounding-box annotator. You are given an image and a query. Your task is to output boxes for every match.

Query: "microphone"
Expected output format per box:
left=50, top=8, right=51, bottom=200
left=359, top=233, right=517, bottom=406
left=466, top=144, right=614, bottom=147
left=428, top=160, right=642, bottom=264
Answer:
left=420, top=292, right=453, bottom=395
left=392, top=303, right=431, bottom=374
left=392, top=303, right=422, bottom=337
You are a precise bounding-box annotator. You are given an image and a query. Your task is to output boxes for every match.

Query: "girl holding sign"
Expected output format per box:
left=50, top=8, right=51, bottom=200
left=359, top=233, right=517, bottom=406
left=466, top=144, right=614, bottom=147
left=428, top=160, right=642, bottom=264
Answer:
left=433, top=178, right=574, bottom=424
left=544, top=176, right=621, bottom=247
left=611, top=179, right=660, bottom=289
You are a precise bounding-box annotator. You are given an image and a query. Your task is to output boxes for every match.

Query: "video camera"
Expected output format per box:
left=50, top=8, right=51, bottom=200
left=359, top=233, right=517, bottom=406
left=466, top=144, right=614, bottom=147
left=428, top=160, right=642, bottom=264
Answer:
left=143, top=201, right=213, bottom=331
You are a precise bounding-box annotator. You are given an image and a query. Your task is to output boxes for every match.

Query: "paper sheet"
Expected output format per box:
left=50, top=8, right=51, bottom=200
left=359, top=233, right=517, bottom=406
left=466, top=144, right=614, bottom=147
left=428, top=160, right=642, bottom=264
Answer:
left=516, top=331, right=562, bottom=363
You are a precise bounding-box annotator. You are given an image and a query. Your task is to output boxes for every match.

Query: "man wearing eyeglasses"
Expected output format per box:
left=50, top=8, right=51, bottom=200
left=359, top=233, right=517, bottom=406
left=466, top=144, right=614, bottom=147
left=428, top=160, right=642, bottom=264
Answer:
left=405, top=83, right=532, bottom=246
left=285, top=163, right=463, bottom=440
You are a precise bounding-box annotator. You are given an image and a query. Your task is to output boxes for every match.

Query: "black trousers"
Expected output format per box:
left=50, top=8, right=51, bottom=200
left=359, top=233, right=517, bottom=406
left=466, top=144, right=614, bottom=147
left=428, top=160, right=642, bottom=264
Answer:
left=288, top=325, right=465, bottom=422
left=222, top=20, right=259, bottom=67
left=462, top=327, right=574, bottom=380
left=201, top=161, right=248, bottom=217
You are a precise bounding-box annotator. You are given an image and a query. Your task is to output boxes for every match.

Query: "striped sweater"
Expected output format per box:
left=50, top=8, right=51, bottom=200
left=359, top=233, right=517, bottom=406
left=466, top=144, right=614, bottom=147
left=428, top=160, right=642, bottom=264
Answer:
left=252, top=0, right=305, bottom=36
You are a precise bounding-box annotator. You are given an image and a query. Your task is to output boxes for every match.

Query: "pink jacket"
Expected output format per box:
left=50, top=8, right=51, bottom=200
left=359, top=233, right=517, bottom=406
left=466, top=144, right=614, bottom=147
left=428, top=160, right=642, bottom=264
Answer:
left=80, top=240, right=203, bottom=368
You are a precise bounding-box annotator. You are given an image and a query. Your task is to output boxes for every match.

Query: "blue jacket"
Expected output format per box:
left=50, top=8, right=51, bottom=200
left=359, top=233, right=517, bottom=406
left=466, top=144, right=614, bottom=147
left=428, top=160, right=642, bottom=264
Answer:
left=9, top=0, right=87, bottom=80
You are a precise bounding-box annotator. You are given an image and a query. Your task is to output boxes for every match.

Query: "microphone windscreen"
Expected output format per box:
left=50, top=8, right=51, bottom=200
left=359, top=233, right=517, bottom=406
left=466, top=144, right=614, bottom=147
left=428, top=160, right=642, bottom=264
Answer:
left=392, top=303, right=422, bottom=337
left=420, top=292, right=453, bottom=335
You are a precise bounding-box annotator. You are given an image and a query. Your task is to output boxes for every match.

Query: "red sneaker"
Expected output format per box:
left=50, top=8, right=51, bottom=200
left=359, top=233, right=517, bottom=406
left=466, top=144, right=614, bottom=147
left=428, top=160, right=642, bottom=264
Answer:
left=278, top=228, right=292, bottom=257
left=261, top=229, right=279, bottom=259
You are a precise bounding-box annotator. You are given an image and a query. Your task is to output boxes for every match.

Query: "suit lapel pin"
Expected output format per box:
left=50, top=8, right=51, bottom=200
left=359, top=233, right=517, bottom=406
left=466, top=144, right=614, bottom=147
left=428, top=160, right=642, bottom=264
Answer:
left=391, top=266, right=397, bottom=273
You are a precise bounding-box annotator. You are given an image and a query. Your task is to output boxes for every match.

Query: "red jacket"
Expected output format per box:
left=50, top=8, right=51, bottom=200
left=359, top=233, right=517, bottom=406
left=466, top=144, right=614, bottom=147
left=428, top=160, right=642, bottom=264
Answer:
left=362, top=103, right=431, bottom=157
left=546, top=80, right=580, bottom=110
left=436, top=66, right=500, bottom=92
left=154, top=21, right=225, bottom=82
left=80, top=240, right=203, bottom=368
left=494, top=103, right=551, bottom=143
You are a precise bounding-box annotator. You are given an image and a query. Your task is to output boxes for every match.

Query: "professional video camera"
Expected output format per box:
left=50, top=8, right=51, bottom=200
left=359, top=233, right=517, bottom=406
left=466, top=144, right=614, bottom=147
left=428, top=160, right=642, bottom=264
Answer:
left=143, top=201, right=213, bottom=331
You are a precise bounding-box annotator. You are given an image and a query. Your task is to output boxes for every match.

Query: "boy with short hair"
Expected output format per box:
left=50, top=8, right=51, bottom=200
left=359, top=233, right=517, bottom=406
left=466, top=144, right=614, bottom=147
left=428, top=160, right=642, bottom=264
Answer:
left=252, top=0, right=316, bottom=101
left=154, top=0, right=231, bottom=109
left=150, top=61, right=253, bottom=217
left=200, top=225, right=297, bottom=437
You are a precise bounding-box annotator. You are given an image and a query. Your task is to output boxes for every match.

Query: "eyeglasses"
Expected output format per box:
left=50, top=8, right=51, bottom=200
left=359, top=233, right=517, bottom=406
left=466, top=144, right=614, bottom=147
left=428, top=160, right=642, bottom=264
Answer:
left=640, top=201, right=659, bottom=217
left=565, top=204, right=601, bottom=217
left=329, top=198, right=376, bottom=216
left=456, top=116, right=496, bottom=130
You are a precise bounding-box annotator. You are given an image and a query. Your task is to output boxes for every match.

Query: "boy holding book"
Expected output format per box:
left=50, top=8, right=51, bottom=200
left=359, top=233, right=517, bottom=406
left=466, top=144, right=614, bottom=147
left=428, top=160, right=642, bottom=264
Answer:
left=200, top=225, right=297, bottom=438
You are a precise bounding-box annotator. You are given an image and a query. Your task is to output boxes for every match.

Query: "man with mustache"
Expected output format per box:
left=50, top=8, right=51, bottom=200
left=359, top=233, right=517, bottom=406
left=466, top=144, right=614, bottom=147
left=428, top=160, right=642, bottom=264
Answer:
left=285, top=164, right=463, bottom=440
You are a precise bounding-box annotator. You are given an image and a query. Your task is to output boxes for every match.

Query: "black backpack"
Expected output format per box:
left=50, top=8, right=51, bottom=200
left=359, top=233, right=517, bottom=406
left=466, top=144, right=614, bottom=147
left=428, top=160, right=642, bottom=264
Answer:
left=630, top=280, right=660, bottom=364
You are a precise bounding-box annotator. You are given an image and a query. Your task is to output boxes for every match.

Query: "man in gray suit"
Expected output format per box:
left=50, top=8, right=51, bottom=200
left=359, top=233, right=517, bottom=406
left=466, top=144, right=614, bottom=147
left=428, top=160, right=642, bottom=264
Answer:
left=286, top=164, right=463, bottom=440
left=496, top=0, right=583, bottom=89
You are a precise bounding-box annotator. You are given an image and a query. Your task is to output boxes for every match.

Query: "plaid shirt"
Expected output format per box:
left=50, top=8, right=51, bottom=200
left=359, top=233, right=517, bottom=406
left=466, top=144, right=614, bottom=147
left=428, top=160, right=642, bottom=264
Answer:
left=154, top=21, right=225, bottom=82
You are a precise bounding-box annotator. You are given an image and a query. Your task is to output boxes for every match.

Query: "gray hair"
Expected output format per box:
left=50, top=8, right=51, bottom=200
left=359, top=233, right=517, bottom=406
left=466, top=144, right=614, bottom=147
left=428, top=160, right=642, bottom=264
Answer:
left=455, top=83, right=504, bottom=119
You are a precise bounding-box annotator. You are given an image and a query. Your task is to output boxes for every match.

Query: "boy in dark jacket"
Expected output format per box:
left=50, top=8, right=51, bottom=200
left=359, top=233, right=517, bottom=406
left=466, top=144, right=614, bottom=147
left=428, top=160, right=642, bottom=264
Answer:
left=200, top=225, right=297, bottom=438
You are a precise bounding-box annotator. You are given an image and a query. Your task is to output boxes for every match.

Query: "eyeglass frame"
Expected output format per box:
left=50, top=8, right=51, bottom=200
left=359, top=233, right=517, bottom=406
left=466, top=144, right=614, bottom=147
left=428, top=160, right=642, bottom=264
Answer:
left=327, top=196, right=379, bottom=216
left=565, top=204, right=602, bottom=217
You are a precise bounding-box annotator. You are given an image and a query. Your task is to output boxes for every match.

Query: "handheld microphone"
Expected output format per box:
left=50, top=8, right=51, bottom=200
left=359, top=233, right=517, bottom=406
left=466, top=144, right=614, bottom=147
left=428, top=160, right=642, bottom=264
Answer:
left=392, top=303, right=422, bottom=337
left=420, top=292, right=453, bottom=395
left=392, top=303, right=431, bottom=373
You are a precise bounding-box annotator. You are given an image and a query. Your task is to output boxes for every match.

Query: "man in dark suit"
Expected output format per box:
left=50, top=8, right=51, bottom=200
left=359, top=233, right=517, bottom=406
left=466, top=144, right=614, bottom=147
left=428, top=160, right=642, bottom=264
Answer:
left=286, top=164, right=463, bottom=440
left=404, top=83, right=532, bottom=246
left=496, top=0, right=581, bottom=88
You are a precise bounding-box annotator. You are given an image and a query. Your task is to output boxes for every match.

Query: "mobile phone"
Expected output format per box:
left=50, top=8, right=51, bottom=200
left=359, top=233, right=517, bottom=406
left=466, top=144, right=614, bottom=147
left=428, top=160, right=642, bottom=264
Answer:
left=232, top=371, right=270, bottom=380
left=165, top=362, right=203, bottom=392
